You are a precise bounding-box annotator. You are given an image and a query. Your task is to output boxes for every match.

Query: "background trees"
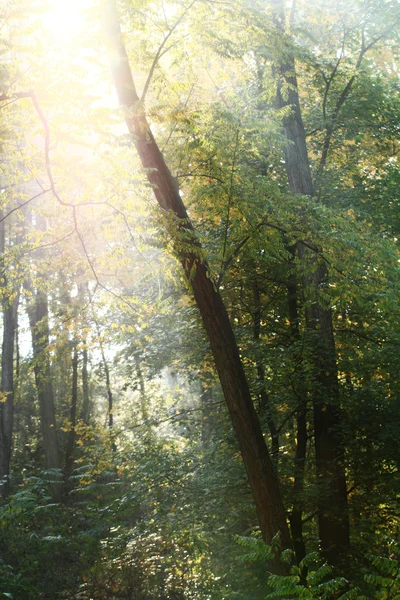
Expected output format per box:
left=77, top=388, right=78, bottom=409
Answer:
left=0, top=0, right=399, bottom=597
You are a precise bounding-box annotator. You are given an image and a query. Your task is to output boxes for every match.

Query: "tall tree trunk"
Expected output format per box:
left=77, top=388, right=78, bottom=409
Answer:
left=0, top=212, right=19, bottom=498
left=104, top=0, right=292, bottom=568
left=270, top=0, right=349, bottom=563
left=95, top=319, right=114, bottom=429
left=303, top=264, right=349, bottom=562
left=26, top=285, right=60, bottom=471
left=64, top=345, right=78, bottom=478
left=78, top=282, right=90, bottom=424
left=81, top=342, right=90, bottom=424
left=25, top=214, right=60, bottom=472
left=286, top=276, right=307, bottom=565
left=252, top=280, right=279, bottom=466
left=103, top=346, right=113, bottom=429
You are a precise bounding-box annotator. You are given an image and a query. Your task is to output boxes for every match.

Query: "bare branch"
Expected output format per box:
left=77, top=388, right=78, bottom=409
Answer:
left=72, top=206, right=138, bottom=313
left=105, top=200, right=157, bottom=268
left=333, top=328, right=385, bottom=345
left=176, top=172, right=224, bottom=184
left=33, top=229, right=76, bottom=250
left=322, top=29, right=346, bottom=121
left=317, top=17, right=400, bottom=179
left=0, top=90, right=141, bottom=316
left=0, top=188, right=51, bottom=224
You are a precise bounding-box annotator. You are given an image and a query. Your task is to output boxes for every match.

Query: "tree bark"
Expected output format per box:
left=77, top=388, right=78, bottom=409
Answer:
left=81, top=342, right=90, bottom=424
left=104, top=0, right=292, bottom=568
left=252, top=280, right=279, bottom=466
left=95, top=319, right=114, bottom=429
left=286, top=277, right=307, bottom=565
left=270, top=0, right=350, bottom=563
left=25, top=214, right=60, bottom=472
left=26, top=285, right=60, bottom=471
left=78, top=283, right=90, bottom=424
left=103, top=345, right=113, bottom=429
left=64, top=345, right=78, bottom=478
left=0, top=212, right=19, bottom=498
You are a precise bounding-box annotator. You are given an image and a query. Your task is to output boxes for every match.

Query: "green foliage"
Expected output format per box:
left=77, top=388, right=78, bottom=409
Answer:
left=1, top=0, right=400, bottom=598
left=0, top=472, right=105, bottom=599
left=364, top=540, right=400, bottom=599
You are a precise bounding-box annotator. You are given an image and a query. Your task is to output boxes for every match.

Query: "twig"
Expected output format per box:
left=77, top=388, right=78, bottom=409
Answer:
left=322, top=29, right=346, bottom=121
left=333, top=328, right=385, bottom=345
left=317, top=17, right=400, bottom=179
left=33, top=229, right=76, bottom=250
left=0, top=188, right=51, bottom=223
left=141, top=0, right=196, bottom=103
left=72, top=206, right=137, bottom=313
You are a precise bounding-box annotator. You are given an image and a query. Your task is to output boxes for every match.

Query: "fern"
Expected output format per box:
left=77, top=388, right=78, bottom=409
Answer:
left=234, top=537, right=362, bottom=600
left=365, top=539, right=400, bottom=599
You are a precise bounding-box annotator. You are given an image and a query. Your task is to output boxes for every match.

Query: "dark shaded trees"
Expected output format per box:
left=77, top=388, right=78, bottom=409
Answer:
left=0, top=211, right=19, bottom=498
left=269, top=0, right=350, bottom=562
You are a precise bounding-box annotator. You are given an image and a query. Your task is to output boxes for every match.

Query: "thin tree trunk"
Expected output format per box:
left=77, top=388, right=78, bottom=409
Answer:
left=252, top=281, right=279, bottom=466
left=0, top=212, right=19, bottom=498
left=286, top=277, right=307, bottom=565
left=103, top=346, right=113, bottom=429
left=64, top=345, right=78, bottom=478
left=270, top=0, right=349, bottom=563
left=78, top=283, right=90, bottom=424
left=81, top=342, right=90, bottom=424
left=95, top=319, right=114, bottom=429
left=134, top=356, right=148, bottom=423
left=104, top=0, right=292, bottom=568
left=15, top=318, right=20, bottom=383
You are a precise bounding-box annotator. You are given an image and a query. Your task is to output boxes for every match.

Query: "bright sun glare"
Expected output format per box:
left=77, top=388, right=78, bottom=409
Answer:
left=41, top=0, right=87, bottom=44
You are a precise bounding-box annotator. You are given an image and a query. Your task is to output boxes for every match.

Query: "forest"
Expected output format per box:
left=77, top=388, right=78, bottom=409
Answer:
left=0, top=0, right=399, bottom=597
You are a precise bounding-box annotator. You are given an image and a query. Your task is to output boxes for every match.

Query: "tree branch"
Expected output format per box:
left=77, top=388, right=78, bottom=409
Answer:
left=322, top=30, right=346, bottom=122
left=317, top=17, right=400, bottom=179
left=141, top=0, right=196, bottom=103
left=0, top=188, right=51, bottom=223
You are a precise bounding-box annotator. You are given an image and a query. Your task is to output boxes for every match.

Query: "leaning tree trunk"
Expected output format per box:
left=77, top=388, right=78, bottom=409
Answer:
left=0, top=212, right=19, bottom=498
left=104, top=0, right=292, bottom=569
left=270, top=0, right=349, bottom=564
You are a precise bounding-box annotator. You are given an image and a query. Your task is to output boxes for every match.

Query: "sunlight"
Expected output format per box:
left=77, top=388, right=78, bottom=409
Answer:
left=41, top=0, right=87, bottom=45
